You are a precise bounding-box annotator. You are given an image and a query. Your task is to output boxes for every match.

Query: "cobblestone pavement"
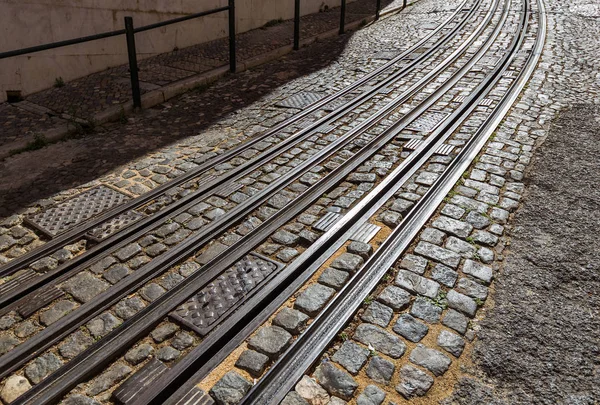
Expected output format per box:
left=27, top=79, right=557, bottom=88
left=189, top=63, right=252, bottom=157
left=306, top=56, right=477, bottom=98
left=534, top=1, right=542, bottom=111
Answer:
left=0, top=0, right=599, bottom=402
left=0, top=0, right=403, bottom=150
left=0, top=0, right=458, bottom=403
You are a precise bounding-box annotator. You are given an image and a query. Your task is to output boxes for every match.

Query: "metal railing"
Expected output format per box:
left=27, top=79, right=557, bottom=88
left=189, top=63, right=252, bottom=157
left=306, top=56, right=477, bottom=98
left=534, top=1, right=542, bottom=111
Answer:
left=0, top=0, right=386, bottom=109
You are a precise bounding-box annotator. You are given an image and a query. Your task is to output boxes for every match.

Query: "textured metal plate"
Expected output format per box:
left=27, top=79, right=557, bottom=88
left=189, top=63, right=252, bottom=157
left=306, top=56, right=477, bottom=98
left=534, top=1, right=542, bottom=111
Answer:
left=0, top=269, right=38, bottom=296
left=349, top=223, right=381, bottom=243
left=403, top=139, right=455, bottom=156
left=276, top=92, right=324, bottom=109
left=25, top=186, right=130, bottom=238
left=170, top=253, right=284, bottom=335
left=406, top=112, right=450, bottom=132
left=435, top=144, right=456, bottom=156
left=323, top=98, right=348, bottom=112
left=17, top=286, right=65, bottom=318
left=174, top=387, right=214, bottom=405
left=312, top=212, right=342, bottom=232
left=214, top=182, right=243, bottom=198
left=317, top=124, right=336, bottom=134
left=113, top=359, right=168, bottom=405
left=87, top=210, right=145, bottom=242
left=404, top=138, right=424, bottom=150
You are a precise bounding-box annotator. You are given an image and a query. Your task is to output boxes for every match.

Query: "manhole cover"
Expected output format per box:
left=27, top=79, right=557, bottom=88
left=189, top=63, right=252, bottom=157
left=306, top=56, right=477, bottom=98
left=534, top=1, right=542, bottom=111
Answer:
left=170, top=253, right=284, bottom=335
left=406, top=112, right=450, bottom=132
left=276, top=92, right=324, bottom=109
left=87, top=210, right=145, bottom=242
left=25, top=186, right=130, bottom=238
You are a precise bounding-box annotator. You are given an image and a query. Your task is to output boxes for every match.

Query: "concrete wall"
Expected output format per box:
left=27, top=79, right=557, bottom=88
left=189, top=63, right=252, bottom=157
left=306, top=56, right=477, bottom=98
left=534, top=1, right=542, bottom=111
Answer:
left=0, top=0, right=350, bottom=102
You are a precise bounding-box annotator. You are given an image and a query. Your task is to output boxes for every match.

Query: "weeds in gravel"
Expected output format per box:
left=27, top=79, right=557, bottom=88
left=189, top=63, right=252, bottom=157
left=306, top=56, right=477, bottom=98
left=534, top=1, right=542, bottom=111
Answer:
left=54, top=77, right=65, bottom=88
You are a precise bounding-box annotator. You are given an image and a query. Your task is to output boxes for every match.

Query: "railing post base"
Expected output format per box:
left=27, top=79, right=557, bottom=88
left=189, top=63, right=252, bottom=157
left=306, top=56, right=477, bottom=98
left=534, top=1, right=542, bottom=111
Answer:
left=294, top=0, right=301, bottom=50
left=124, top=16, right=142, bottom=110
left=229, top=0, right=237, bottom=73
left=339, top=0, right=347, bottom=34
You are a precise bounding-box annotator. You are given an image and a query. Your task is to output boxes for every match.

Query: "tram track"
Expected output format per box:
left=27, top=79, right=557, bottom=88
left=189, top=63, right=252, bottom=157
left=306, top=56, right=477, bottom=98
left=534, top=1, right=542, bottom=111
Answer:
left=0, top=0, right=547, bottom=402
left=240, top=0, right=545, bottom=402
left=0, top=0, right=473, bottom=285
left=0, top=0, right=491, bottom=387
left=1, top=0, right=522, bottom=402
left=0, top=0, right=479, bottom=316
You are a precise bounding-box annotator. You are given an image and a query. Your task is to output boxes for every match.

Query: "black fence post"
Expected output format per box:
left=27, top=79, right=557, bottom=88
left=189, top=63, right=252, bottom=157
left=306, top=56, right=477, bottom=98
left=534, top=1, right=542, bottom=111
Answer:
left=339, top=0, right=347, bottom=34
left=229, top=0, right=236, bottom=73
left=294, top=0, right=300, bottom=50
left=376, top=0, right=382, bottom=19
left=124, top=16, right=141, bottom=109
left=403, top=0, right=407, bottom=7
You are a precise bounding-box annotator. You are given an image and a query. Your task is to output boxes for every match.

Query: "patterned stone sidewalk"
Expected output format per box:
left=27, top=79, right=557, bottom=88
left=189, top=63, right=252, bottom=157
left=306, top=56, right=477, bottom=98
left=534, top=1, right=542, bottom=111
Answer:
left=0, top=0, right=405, bottom=152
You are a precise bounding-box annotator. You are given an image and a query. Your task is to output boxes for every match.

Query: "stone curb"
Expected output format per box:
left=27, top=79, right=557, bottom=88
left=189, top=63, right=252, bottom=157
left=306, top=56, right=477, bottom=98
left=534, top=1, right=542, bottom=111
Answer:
left=0, top=6, right=406, bottom=161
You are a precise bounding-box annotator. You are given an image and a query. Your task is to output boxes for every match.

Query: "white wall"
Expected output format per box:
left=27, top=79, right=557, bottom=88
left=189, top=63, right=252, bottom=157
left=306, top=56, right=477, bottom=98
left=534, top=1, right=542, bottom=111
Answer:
left=0, top=0, right=352, bottom=102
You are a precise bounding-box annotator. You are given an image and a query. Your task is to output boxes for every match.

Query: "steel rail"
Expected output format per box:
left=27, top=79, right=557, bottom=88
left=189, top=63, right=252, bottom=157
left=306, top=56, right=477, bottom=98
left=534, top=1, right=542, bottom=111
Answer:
left=150, top=0, right=524, bottom=401
left=242, top=1, right=541, bottom=403
left=8, top=2, right=497, bottom=403
left=0, top=0, right=471, bottom=281
left=0, top=3, right=477, bottom=313
left=0, top=0, right=480, bottom=314
left=0, top=0, right=486, bottom=384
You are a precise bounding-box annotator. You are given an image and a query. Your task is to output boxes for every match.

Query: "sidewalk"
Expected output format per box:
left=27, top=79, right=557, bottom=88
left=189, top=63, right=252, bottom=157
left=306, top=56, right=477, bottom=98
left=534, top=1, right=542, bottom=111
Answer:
left=0, top=0, right=405, bottom=158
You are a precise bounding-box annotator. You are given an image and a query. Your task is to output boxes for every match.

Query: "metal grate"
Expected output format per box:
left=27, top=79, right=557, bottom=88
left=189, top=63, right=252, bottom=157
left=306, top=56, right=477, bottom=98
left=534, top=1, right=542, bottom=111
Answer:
left=214, top=182, right=243, bottom=198
left=403, top=139, right=455, bottom=156
left=87, top=210, right=144, bottom=242
left=276, top=92, right=324, bottom=109
left=170, top=253, right=284, bottom=335
left=17, top=286, right=65, bottom=318
left=454, top=95, right=467, bottom=102
left=349, top=223, right=381, bottom=243
left=317, top=124, right=336, bottom=134
left=0, top=269, right=37, bottom=297
left=435, top=144, right=456, bottom=156
left=25, top=186, right=130, bottom=238
left=404, top=138, right=424, bottom=150
left=406, top=112, right=450, bottom=132
left=173, top=388, right=214, bottom=405
left=479, top=98, right=494, bottom=106
left=312, top=212, right=342, bottom=232
left=113, top=359, right=168, bottom=405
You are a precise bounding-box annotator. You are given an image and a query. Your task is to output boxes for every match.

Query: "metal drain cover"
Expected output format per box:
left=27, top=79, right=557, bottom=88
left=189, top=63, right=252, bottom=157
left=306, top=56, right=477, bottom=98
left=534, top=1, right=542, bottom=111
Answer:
left=349, top=223, right=381, bottom=243
left=276, top=92, right=324, bottom=109
left=87, top=210, right=144, bottom=242
left=113, top=358, right=168, bottom=405
left=170, top=253, right=284, bottom=335
left=406, top=112, right=450, bottom=132
left=313, top=212, right=342, bottom=232
left=25, top=186, right=130, bottom=238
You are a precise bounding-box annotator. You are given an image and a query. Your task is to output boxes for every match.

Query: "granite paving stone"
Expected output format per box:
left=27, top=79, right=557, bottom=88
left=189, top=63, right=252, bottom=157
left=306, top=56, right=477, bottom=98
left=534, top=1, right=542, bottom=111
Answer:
left=273, top=307, right=310, bottom=334
left=248, top=325, right=292, bottom=359
left=294, top=284, right=336, bottom=316
left=366, top=356, right=395, bottom=384
left=353, top=323, right=406, bottom=359
left=396, top=364, right=434, bottom=398
left=314, top=362, right=358, bottom=400
left=392, top=314, right=429, bottom=342
left=409, top=344, right=452, bottom=376
left=210, top=371, right=252, bottom=405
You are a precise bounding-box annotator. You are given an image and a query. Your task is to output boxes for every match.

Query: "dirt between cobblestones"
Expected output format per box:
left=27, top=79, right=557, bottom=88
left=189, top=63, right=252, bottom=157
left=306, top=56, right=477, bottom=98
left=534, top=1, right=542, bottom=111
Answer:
left=446, top=105, right=600, bottom=404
